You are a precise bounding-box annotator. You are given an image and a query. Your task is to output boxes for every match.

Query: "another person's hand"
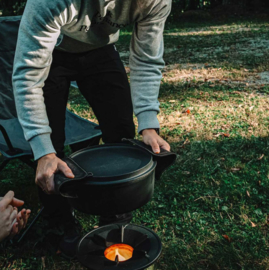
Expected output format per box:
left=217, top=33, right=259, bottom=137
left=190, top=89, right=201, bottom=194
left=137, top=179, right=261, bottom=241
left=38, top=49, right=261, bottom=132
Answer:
left=142, top=129, right=170, bottom=153
left=13, top=208, right=31, bottom=237
left=0, top=191, right=31, bottom=241
left=36, top=153, right=74, bottom=194
left=0, top=191, right=21, bottom=242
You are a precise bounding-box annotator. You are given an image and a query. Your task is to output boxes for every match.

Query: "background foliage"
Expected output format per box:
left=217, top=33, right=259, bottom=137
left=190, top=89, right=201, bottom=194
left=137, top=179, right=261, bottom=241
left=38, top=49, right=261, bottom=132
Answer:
left=1, top=0, right=269, bottom=18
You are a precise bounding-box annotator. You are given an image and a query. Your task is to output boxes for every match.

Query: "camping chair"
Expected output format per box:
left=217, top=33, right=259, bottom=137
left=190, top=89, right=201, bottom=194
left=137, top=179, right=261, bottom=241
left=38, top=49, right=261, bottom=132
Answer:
left=0, top=16, right=102, bottom=172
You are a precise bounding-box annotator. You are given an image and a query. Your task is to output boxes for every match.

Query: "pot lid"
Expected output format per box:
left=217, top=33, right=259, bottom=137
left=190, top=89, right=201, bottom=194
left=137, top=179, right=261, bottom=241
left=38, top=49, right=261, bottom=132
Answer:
left=70, top=144, right=153, bottom=179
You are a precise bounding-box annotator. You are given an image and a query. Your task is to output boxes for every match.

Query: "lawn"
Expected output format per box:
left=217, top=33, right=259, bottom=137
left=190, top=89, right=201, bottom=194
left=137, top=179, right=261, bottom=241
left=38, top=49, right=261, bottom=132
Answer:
left=1, top=17, right=269, bottom=269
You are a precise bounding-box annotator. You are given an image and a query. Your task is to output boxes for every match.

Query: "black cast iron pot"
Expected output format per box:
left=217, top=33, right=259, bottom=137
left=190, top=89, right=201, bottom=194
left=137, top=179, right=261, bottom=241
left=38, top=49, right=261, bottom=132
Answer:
left=54, top=139, right=176, bottom=215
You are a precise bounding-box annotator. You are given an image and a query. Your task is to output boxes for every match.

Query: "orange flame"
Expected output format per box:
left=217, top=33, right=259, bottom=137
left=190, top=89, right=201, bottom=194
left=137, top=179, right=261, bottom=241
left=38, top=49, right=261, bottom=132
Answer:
left=104, top=244, right=134, bottom=262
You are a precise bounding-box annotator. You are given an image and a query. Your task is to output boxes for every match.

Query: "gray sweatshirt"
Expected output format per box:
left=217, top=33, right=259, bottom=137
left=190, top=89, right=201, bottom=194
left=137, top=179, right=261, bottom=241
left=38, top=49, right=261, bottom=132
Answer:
left=12, top=0, right=171, bottom=160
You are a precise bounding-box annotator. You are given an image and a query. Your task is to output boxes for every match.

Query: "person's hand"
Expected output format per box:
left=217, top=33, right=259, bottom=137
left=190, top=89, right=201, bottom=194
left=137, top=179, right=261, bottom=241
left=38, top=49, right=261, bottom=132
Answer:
left=142, top=129, right=170, bottom=153
left=0, top=192, right=31, bottom=240
left=0, top=191, right=19, bottom=242
left=36, top=153, right=74, bottom=194
left=15, top=208, right=31, bottom=234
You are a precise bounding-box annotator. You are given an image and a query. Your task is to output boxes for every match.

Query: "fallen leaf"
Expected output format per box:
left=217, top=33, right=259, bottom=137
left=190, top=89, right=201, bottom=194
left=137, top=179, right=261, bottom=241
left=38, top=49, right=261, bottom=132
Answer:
left=169, top=100, right=176, bottom=103
left=250, top=221, right=256, bottom=227
left=231, top=168, right=240, bottom=172
left=257, top=154, right=264, bottom=160
left=197, top=157, right=201, bottom=161
left=222, top=235, right=232, bottom=242
left=168, top=116, right=175, bottom=123
left=246, top=191, right=250, bottom=197
left=223, top=133, right=230, bottom=137
left=94, top=225, right=99, bottom=229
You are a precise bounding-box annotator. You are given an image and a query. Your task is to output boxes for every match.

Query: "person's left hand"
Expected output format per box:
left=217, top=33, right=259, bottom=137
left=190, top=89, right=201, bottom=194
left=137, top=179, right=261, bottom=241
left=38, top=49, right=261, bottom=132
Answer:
left=142, top=129, right=170, bottom=153
left=0, top=195, right=31, bottom=239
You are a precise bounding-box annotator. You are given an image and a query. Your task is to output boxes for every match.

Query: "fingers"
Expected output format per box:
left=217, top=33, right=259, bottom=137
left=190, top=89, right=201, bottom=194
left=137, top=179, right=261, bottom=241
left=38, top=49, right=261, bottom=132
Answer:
left=158, top=138, right=171, bottom=152
left=11, top=198, right=24, bottom=207
left=35, top=155, right=74, bottom=195
left=150, top=139, right=160, bottom=154
left=58, top=161, right=75, bottom=178
left=10, top=208, right=18, bottom=222
left=17, top=211, right=24, bottom=233
left=7, top=205, right=14, bottom=215
left=9, top=222, right=18, bottom=239
left=21, top=209, right=31, bottom=228
left=142, top=130, right=171, bottom=153
left=45, top=161, right=74, bottom=194
left=0, top=191, right=14, bottom=209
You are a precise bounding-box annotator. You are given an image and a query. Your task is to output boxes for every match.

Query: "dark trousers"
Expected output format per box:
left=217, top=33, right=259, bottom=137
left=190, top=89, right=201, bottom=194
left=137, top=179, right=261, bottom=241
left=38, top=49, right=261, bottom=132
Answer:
left=39, top=44, right=135, bottom=223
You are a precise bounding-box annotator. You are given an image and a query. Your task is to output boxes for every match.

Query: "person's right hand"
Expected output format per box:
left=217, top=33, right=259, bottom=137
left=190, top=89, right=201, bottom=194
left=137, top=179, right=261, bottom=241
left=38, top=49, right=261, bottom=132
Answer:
left=0, top=191, right=19, bottom=242
left=35, top=153, right=74, bottom=194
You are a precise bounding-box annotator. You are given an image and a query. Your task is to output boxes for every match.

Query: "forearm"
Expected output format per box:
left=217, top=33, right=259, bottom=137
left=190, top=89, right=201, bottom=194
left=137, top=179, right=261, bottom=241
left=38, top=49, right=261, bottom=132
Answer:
left=12, top=0, right=70, bottom=160
left=13, top=30, right=57, bottom=159
left=129, top=0, right=171, bottom=134
left=130, top=63, right=163, bottom=133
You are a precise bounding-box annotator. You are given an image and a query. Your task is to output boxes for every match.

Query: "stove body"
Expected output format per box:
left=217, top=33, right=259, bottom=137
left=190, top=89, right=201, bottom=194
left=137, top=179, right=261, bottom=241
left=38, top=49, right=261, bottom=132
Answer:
left=77, top=224, right=162, bottom=270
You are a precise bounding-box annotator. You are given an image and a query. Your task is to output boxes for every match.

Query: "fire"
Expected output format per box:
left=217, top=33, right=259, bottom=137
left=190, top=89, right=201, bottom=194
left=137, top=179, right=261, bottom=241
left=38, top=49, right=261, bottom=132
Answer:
left=104, top=244, right=134, bottom=262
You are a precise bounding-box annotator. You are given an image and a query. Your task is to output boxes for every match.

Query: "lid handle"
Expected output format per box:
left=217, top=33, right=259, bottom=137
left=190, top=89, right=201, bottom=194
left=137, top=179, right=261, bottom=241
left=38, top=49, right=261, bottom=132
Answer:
left=122, top=139, right=177, bottom=180
left=54, top=157, right=92, bottom=198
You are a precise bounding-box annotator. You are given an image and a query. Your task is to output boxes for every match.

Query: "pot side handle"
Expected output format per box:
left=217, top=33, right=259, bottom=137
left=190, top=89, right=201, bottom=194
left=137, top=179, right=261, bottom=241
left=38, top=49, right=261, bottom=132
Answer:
left=122, top=138, right=177, bottom=180
left=54, top=157, right=91, bottom=197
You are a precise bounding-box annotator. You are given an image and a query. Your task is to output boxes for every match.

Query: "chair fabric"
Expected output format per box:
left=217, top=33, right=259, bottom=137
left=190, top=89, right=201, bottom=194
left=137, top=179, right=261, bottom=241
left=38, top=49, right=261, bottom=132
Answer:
left=0, top=16, right=101, bottom=159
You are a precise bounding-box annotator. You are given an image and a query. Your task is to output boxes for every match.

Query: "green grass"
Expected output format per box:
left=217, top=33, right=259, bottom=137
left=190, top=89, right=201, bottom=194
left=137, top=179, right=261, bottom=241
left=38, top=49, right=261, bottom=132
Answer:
left=1, top=17, right=269, bottom=269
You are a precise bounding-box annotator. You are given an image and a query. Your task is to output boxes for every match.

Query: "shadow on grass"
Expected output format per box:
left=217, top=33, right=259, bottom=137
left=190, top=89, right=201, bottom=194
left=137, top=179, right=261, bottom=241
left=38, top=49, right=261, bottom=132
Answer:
left=142, top=135, right=269, bottom=270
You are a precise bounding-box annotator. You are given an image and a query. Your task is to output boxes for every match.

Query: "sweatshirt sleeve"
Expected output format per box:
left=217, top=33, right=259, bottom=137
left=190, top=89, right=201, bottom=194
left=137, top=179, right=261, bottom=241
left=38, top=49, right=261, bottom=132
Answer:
left=129, top=0, right=171, bottom=134
left=12, top=0, right=75, bottom=160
